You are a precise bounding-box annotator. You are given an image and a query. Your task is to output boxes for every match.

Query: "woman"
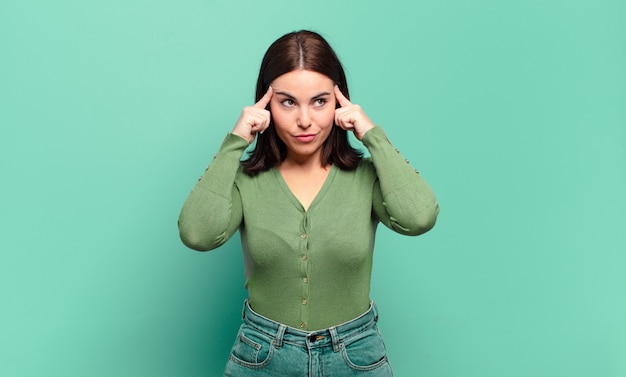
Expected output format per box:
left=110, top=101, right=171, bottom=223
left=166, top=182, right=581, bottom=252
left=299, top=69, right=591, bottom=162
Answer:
left=178, top=30, right=439, bottom=377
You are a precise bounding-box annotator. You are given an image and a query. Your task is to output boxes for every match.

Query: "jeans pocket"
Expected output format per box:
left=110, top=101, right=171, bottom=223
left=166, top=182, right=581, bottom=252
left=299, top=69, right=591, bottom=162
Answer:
left=341, top=326, right=390, bottom=371
left=229, top=325, right=274, bottom=368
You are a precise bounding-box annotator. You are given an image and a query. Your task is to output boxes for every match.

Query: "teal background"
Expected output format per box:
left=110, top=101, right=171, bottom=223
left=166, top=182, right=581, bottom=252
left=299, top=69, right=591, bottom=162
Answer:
left=1, top=0, right=625, bottom=376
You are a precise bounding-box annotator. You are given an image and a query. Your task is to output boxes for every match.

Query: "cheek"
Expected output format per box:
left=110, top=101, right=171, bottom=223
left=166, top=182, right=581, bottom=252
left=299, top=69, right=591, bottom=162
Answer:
left=317, top=108, right=336, bottom=127
left=269, top=104, right=289, bottom=127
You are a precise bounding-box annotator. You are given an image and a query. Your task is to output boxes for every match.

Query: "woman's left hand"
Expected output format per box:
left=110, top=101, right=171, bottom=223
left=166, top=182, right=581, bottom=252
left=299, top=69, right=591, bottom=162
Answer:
left=334, top=86, right=375, bottom=140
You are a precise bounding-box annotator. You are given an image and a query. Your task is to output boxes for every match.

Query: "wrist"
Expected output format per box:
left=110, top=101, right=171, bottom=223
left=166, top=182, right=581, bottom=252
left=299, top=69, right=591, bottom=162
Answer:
left=356, top=124, right=375, bottom=140
left=231, top=130, right=253, bottom=144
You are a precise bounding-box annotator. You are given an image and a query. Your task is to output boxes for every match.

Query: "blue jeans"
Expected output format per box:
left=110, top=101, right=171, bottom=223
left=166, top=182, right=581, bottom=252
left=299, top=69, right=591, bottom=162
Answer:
left=223, top=300, right=394, bottom=376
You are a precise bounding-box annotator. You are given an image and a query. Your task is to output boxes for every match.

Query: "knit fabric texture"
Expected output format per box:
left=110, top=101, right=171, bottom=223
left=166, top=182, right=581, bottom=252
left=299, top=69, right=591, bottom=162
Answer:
left=179, top=126, right=439, bottom=330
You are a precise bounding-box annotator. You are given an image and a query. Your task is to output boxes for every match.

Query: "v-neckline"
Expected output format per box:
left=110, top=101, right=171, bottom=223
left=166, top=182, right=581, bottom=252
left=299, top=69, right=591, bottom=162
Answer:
left=272, top=165, right=337, bottom=213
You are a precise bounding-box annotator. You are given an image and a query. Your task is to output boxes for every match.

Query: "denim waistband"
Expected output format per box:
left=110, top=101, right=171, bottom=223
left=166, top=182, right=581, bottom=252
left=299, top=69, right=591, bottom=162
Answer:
left=241, top=299, right=379, bottom=351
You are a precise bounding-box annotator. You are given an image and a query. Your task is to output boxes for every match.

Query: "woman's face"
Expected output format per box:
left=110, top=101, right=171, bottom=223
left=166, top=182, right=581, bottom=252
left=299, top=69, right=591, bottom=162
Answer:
left=270, top=69, right=336, bottom=163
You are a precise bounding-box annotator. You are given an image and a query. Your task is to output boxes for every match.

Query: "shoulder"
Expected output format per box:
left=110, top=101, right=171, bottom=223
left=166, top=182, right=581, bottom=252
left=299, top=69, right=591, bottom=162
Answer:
left=334, top=158, right=377, bottom=182
left=234, top=165, right=275, bottom=185
left=358, top=157, right=375, bottom=172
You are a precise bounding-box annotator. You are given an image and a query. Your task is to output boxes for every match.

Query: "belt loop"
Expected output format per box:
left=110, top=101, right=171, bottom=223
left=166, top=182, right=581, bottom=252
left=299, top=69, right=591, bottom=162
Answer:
left=329, top=326, right=341, bottom=352
left=241, top=299, right=248, bottom=320
left=274, top=325, right=286, bottom=349
left=371, top=301, right=379, bottom=322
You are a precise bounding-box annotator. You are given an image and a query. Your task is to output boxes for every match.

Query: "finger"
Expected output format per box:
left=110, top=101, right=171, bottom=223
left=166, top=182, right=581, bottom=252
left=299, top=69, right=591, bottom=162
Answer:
left=259, top=111, right=272, bottom=131
left=254, top=86, right=273, bottom=109
left=334, top=85, right=351, bottom=107
left=335, top=106, right=356, bottom=126
left=248, top=112, right=269, bottom=131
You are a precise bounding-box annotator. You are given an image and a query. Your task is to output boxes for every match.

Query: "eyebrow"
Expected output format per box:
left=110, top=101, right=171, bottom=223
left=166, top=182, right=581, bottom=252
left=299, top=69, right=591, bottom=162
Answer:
left=274, top=91, right=332, bottom=100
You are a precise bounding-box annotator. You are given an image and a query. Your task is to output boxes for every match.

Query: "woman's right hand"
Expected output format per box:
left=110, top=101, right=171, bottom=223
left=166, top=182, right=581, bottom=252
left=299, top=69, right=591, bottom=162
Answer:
left=231, top=86, right=273, bottom=144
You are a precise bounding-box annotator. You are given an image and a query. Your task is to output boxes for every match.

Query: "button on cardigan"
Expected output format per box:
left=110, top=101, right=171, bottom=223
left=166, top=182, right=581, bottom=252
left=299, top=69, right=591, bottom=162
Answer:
left=179, top=126, right=439, bottom=330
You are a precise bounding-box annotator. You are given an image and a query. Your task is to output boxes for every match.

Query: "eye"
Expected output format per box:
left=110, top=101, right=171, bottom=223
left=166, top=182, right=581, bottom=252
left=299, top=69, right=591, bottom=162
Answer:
left=314, top=98, right=327, bottom=107
left=281, top=99, right=295, bottom=107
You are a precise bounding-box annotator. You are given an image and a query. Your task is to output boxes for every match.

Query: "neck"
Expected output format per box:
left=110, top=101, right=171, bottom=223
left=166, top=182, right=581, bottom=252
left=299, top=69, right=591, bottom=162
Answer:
left=282, top=151, right=327, bottom=171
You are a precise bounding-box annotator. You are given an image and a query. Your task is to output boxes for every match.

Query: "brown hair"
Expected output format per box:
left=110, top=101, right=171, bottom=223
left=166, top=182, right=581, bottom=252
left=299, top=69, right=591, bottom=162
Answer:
left=241, top=30, right=362, bottom=175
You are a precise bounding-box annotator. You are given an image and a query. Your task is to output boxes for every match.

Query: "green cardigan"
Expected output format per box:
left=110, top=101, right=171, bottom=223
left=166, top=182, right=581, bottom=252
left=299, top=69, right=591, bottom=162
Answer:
left=178, top=126, right=439, bottom=330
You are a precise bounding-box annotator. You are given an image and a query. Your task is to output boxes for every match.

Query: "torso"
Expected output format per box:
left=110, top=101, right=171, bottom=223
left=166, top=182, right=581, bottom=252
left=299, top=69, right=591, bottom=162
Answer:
left=234, top=159, right=378, bottom=330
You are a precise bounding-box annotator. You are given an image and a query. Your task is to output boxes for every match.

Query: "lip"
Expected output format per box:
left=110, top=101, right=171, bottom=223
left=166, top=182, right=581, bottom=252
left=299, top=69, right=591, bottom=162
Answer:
left=294, top=133, right=317, bottom=143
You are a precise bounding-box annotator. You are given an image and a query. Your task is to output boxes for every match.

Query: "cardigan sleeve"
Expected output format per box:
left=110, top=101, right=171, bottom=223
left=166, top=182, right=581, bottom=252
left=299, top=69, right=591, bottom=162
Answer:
left=362, top=126, right=439, bottom=236
left=178, top=133, right=249, bottom=251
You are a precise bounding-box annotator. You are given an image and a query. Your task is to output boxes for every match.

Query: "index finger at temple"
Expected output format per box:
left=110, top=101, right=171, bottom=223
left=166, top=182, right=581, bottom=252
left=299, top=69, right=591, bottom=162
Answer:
left=254, top=86, right=273, bottom=108
left=334, top=85, right=351, bottom=107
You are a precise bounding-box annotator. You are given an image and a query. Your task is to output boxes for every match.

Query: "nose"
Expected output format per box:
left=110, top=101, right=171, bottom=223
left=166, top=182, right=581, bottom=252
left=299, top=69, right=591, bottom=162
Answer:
left=297, top=107, right=312, bottom=128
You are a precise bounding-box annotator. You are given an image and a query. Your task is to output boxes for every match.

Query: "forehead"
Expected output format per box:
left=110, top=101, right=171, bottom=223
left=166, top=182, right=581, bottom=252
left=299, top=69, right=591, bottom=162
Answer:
left=271, top=70, right=334, bottom=95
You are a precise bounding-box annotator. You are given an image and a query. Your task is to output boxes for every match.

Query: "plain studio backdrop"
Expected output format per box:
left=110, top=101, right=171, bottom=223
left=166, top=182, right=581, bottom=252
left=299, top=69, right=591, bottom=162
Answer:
left=1, top=1, right=625, bottom=376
